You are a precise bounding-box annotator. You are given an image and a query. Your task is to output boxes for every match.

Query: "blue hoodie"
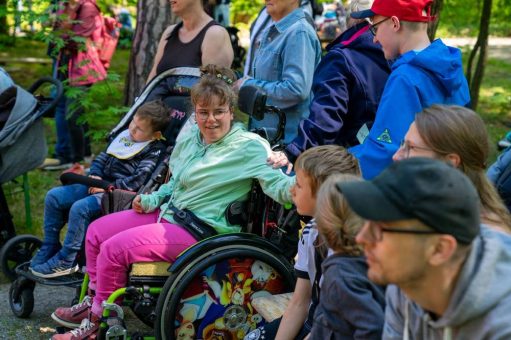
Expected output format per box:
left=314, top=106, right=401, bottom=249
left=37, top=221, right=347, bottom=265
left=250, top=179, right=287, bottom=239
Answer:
left=350, top=39, right=471, bottom=179
left=285, top=22, right=390, bottom=163
left=383, top=226, right=511, bottom=339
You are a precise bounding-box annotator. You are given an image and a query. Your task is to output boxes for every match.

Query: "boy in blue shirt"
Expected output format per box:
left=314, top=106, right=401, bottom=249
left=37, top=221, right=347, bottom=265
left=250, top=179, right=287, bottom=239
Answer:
left=349, top=0, right=470, bottom=179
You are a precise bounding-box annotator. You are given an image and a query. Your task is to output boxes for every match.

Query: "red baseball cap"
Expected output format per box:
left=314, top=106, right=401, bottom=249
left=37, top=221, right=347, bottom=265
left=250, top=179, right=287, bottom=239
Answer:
left=351, top=0, right=434, bottom=22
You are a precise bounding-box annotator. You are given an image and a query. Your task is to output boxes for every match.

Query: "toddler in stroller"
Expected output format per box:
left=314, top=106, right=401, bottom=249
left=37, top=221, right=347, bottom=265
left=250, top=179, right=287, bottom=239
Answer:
left=30, top=99, right=171, bottom=278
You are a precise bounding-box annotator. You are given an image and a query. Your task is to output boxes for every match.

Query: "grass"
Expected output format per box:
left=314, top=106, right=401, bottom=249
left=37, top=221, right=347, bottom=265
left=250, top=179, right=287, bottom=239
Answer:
left=0, top=35, right=510, bottom=282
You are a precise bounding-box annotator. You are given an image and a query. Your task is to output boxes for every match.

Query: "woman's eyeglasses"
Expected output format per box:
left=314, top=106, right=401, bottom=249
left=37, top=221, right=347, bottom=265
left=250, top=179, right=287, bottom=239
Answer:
left=196, top=110, right=228, bottom=121
left=369, top=17, right=391, bottom=36
left=398, top=140, right=432, bottom=158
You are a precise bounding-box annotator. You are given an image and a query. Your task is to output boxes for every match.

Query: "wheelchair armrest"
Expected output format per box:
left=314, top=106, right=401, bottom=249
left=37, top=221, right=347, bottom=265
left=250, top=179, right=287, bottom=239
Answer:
left=60, top=173, right=114, bottom=190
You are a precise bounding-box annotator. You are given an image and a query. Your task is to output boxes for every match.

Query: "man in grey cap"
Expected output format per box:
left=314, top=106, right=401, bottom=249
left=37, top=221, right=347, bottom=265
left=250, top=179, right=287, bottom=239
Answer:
left=337, top=157, right=511, bottom=339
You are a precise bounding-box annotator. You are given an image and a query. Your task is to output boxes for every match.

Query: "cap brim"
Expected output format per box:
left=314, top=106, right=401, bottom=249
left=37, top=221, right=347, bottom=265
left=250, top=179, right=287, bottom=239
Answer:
left=350, top=9, right=375, bottom=19
left=336, top=180, right=411, bottom=222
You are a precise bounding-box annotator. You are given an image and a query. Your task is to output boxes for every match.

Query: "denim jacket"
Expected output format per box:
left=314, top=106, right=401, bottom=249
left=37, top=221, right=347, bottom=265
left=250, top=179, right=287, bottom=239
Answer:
left=243, top=7, right=321, bottom=143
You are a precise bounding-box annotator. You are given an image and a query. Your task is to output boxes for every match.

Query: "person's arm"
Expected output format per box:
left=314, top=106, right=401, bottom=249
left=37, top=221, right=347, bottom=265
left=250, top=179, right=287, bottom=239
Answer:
left=139, top=176, right=175, bottom=212
left=147, top=25, right=176, bottom=83
left=285, top=49, right=351, bottom=163
left=242, top=28, right=320, bottom=110
left=89, top=151, right=108, bottom=178
left=349, top=74, right=421, bottom=179
left=243, top=138, right=295, bottom=205
left=275, top=278, right=312, bottom=340
left=112, top=143, right=163, bottom=191
left=202, top=25, right=234, bottom=68
left=487, top=148, right=511, bottom=183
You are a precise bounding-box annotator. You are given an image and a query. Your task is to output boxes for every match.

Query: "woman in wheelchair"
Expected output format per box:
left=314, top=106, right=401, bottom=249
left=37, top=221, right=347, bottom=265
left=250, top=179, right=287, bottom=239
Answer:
left=50, top=65, right=295, bottom=340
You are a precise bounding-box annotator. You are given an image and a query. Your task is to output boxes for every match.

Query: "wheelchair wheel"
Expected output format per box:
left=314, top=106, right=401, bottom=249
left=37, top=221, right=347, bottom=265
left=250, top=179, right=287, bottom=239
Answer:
left=9, top=278, right=35, bottom=318
left=0, top=234, right=42, bottom=281
left=155, top=244, right=295, bottom=340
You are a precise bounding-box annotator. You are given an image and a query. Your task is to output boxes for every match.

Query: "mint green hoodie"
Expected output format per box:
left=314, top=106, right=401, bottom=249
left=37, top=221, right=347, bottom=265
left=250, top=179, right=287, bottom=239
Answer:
left=140, top=123, right=295, bottom=234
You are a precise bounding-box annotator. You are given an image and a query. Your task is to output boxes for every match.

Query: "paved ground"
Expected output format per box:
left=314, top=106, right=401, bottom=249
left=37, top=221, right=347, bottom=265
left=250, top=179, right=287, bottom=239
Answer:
left=0, top=283, right=76, bottom=339
left=0, top=281, right=152, bottom=339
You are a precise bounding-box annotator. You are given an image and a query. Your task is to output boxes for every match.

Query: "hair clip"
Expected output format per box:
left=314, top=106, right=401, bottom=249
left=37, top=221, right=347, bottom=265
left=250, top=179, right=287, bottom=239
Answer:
left=216, top=73, right=233, bottom=85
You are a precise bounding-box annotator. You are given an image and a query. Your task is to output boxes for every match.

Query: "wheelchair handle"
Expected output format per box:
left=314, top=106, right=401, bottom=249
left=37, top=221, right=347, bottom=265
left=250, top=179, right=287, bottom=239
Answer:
left=238, top=85, right=286, bottom=145
left=60, top=173, right=114, bottom=191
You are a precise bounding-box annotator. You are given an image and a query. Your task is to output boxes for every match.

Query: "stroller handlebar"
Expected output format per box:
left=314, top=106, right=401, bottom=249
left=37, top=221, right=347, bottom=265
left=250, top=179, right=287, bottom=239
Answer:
left=60, top=173, right=114, bottom=191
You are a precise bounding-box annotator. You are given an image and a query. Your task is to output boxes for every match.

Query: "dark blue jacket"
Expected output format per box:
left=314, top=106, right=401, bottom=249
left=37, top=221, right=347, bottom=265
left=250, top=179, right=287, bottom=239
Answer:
left=310, top=254, right=386, bottom=339
left=350, top=39, right=471, bottom=179
left=285, top=22, right=390, bottom=162
left=89, top=140, right=164, bottom=192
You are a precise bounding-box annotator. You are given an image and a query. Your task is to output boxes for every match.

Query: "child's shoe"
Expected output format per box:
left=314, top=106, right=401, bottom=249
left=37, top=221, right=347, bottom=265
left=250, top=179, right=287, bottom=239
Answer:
left=62, top=162, right=85, bottom=175
left=51, top=295, right=93, bottom=329
left=30, top=253, right=79, bottom=278
left=51, top=310, right=100, bottom=339
left=30, top=243, right=61, bottom=267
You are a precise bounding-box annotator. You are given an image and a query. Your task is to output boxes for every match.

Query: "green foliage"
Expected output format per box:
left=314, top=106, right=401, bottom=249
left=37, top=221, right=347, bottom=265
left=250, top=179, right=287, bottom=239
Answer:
left=230, top=0, right=264, bottom=27
left=437, top=0, right=511, bottom=37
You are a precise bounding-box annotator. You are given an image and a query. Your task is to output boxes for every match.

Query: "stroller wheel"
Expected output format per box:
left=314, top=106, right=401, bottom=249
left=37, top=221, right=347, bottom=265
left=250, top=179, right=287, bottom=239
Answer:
left=9, top=278, right=35, bottom=318
left=0, top=234, right=42, bottom=281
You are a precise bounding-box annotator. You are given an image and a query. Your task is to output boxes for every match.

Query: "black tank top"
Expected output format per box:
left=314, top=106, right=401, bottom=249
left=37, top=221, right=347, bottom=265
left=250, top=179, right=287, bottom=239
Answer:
left=156, top=20, right=218, bottom=74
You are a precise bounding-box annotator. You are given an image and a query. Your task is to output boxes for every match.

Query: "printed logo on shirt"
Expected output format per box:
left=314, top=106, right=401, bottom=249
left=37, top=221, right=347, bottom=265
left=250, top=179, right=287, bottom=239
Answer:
left=119, top=136, right=135, bottom=147
left=377, top=128, right=392, bottom=144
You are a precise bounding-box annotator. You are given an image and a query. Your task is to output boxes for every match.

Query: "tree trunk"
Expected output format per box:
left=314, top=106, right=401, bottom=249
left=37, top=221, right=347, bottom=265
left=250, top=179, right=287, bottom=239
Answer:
left=427, top=0, right=444, bottom=41
left=0, top=0, right=8, bottom=35
left=124, top=0, right=177, bottom=105
left=466, top=0, right=492, bottom=110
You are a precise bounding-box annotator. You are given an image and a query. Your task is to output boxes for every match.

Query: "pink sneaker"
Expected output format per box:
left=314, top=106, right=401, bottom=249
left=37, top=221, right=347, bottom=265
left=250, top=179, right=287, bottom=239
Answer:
left=51, top=296, right=92, bottom=329
left=51, top=312, right=100, bottom=340
left=62, top=163, right=85, bottom=175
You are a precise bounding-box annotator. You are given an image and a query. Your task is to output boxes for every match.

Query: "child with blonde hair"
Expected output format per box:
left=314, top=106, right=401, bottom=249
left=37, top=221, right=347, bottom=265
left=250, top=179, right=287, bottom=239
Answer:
left=311, top=173, right=385, bottom=338
left=246, top=145, right=360, bottom=340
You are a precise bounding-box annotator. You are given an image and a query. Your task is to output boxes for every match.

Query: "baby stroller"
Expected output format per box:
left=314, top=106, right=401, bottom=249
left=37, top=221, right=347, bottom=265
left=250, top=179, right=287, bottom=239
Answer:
left=0, top=68, right=63, bottom=281
left=3, top=67, right=202, bottom=317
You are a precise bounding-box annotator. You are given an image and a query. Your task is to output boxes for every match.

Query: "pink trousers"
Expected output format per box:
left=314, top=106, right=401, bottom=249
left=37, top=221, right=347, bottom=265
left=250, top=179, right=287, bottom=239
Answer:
left=84, top=209, right=197, bottom=316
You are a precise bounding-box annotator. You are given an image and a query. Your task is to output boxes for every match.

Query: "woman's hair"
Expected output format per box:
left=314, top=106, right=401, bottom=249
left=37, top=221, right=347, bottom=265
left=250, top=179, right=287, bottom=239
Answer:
left=415, top=104, right=511, bottom=230
left=347, top=0, right=373, bottom=27
left=135, top=99, right=171, bottom=132
left=315, top=174, right=364, bottom=256
left=191, top=64, right=237, bottom=110
left=295, top=145, right=360, bottom=195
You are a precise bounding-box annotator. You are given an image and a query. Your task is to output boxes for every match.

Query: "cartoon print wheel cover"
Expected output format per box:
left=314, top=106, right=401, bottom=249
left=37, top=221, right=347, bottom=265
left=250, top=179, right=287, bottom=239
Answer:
left=174, top=257, right=287, bottom=339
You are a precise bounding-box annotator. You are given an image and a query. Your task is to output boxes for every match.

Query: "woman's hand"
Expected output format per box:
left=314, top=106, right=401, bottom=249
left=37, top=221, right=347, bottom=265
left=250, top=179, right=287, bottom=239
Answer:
left=267, top=151, right=293, bottom=175
left=132, top=195, right=143, bottom=213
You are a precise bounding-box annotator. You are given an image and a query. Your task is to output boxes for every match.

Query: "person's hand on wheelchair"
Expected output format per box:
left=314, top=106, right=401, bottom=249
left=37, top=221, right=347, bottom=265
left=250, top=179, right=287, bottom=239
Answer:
left=267, top=150, right=293, bottom=175
left=132, top=195, right=144, bottom=213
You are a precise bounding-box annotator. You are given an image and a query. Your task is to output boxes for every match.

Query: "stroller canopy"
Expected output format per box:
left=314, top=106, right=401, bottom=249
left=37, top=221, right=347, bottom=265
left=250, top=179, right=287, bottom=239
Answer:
left=0, top=67, right=38, bottom=148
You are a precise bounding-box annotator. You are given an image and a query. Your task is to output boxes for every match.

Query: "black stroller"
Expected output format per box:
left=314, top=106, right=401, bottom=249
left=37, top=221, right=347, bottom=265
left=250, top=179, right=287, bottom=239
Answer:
left=0, top=67, right=63, bottom=281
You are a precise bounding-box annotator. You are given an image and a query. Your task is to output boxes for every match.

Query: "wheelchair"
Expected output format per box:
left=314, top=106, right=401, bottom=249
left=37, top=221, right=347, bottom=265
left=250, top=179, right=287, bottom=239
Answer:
left=3, top=67, right=201, bottom=314
left=9, top=84, right=300, bottom=340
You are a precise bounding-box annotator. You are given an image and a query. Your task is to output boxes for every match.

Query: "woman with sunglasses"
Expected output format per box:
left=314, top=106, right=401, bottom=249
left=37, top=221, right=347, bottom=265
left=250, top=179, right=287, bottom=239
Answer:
left=49, top=65, right=296, bottom=340
left=393, top=104, right=511, bottom=233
